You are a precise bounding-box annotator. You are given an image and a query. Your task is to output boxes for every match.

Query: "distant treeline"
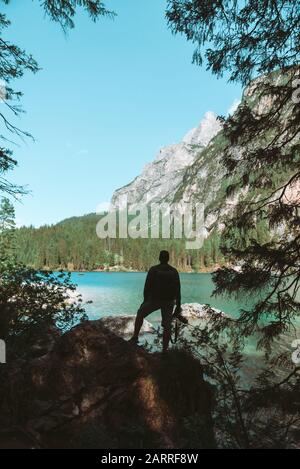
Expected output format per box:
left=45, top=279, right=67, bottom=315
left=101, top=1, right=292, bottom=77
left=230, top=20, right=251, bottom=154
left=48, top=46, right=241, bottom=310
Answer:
left=14, top=213, right=270, bottom=272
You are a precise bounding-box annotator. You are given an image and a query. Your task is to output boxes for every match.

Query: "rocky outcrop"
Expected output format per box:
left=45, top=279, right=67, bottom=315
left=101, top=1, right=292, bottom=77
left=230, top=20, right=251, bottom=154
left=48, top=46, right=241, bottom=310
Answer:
left=98, top=305, right=228, bottom=340
left=109, top=107, right=232, bottom=238
left=99, top=315, right=154, bottom=337
left=169, top=70, right=299, bottom=236
left=0, top=320, right=215, bottom=449
left=182, top=111, right=222, bottom=147
left=111, top=70, right=297, bottom=240
left=111, top=112, right=221, bottom=207
left=181, top=303, right=226, bottom=320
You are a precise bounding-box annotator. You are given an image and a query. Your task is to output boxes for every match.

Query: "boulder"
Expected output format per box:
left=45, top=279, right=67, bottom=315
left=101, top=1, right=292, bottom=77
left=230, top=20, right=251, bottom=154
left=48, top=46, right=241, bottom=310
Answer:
left=0, top=320, right=216, bottom=449
left=181, top=303, right=226, bottom=320
left=99, top=315, right=154, bottom=338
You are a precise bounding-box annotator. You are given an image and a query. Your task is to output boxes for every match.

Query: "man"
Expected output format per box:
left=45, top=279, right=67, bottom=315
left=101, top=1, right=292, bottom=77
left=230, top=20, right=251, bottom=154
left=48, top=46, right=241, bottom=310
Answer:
left=129, top=250, right=181, bottom=352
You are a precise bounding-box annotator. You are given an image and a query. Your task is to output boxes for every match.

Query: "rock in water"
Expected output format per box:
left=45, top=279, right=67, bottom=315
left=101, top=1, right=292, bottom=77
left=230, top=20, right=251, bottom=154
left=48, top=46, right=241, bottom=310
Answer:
left=181, top=303, right=226, bottom=320
left=0, top=321, right=216, bottom=449
left=99, top=305, right=228, bottom=339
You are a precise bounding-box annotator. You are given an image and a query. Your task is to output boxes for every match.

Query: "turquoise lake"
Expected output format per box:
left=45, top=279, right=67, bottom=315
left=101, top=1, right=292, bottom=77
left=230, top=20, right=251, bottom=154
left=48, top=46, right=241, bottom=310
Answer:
left=71, top=271, right=253, bottom=321
left=70, top=271, right=297, bottom=370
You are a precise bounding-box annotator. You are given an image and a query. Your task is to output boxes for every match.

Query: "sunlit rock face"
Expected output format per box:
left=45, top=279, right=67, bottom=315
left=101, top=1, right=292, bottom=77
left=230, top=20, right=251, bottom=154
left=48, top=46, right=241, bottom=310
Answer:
left=111, top=70, right=296, bottom=240
left=181, top=303, right=226, bottom=320
left=182, top=111, right=223, bottom=146
left=111, top=112, right=222, bottom=207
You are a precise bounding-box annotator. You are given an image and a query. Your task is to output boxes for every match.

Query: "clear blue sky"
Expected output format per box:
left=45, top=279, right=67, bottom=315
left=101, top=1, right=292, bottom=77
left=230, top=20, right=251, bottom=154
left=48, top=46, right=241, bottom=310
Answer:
left=5, top=0, right=242, bottom=227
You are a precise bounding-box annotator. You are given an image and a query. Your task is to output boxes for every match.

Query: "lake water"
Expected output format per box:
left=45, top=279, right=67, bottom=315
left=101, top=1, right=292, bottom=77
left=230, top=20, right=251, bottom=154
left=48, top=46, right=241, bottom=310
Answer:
left=69, top=272, right=297, bottom=382
left=71, top=271, right=253, bottom=321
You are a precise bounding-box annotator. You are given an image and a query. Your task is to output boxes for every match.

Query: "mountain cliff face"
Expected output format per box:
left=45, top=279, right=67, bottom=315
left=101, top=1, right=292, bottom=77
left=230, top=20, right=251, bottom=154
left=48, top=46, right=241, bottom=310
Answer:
left=111, top=107, right=232, bottom=238
left=111, top=111, right=222, bottom=207
left=110, top=109, right=232, bottom=237
left=111, top=70, right=297, bottom=238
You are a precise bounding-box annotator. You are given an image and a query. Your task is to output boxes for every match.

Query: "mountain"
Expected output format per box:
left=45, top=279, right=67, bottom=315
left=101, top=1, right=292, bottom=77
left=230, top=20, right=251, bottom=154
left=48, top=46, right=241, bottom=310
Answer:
left=111, top=112, right=222, bottom=207
left=14, top=70, right=295, bottom=272
left=111, top=69, right=296, bottom=238
left=172, top=69, right=298, bottom=235
left=110, top=109, right=229, bottom=238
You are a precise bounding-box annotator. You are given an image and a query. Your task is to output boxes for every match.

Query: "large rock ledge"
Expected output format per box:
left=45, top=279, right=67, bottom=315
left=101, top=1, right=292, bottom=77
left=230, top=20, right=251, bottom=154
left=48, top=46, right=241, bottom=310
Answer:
left=98, top=304, right=228, bottom=339
left=100, top=315, right=154, bottom=337
left=0, top=320, right=215, bottom=449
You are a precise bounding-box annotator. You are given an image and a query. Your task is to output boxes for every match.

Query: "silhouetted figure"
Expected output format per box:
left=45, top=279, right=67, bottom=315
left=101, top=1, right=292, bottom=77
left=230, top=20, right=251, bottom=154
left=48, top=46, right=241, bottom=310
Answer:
left=129, top=250, right=181, bottom=352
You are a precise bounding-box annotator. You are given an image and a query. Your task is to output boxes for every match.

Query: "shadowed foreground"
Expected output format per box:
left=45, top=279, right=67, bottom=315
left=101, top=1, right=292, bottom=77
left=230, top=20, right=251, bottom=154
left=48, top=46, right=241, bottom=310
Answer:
left=0, top=321, right=215, bottom=449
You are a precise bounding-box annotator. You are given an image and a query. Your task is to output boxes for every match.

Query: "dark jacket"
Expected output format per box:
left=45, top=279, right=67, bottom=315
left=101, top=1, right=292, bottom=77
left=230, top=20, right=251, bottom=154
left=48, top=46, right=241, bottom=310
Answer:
left=143, top=263, right=181, bottom=304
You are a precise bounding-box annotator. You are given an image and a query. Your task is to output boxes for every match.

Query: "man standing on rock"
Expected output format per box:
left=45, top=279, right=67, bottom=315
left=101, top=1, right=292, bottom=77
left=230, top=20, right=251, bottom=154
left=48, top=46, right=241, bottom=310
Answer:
left=129, top=250, right=182, bottom=352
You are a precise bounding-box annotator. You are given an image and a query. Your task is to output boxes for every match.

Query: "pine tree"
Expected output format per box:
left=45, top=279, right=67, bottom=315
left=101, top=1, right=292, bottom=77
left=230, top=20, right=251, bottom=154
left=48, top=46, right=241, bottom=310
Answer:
left=167, top=0, right=300, bottom=447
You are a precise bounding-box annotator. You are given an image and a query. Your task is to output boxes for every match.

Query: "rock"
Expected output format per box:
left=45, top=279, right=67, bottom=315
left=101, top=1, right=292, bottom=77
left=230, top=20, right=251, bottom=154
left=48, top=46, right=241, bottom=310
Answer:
left=0, top=321, right=215, bottom=449
left=99, top=306, right=228, bottom=338
left=111, top=112, right=221, bottom=208
left=110, top=71, right=297, bottom=242
left=99, top=315, right=154, bottom=338
left=181, top=303, right=226, bottom=320
left=182, top=111, right=222, bottom=146
left=0, top=428, right=42, bottom=449
left=27, top=322, right=62, bottom=359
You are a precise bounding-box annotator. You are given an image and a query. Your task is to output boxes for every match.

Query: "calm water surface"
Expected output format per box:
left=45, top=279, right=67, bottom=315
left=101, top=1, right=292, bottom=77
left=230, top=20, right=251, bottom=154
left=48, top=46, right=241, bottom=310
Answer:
left=69, top=272, right=297, bottom=380
left=71, top=272, right=254, bottom=321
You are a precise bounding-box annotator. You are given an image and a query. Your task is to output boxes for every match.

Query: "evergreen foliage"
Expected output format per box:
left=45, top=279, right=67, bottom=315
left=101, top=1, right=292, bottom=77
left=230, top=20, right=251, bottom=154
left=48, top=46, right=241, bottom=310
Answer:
left=167, top=0, right=300, bottom=447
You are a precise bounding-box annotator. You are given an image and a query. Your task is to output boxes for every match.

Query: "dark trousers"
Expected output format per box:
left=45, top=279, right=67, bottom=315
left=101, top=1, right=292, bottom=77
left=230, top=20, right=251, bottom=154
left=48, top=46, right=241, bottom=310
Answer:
left=137, top=300, right=174, bottom=332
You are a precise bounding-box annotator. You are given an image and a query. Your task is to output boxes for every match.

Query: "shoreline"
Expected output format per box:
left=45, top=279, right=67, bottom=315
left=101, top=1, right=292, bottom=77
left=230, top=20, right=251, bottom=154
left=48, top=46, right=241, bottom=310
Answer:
left=49, top=266, right=221, bottom=274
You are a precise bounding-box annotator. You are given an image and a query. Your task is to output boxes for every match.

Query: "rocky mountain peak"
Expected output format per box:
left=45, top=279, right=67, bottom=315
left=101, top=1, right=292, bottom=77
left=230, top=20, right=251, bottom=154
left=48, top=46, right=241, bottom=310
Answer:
left=182, top=111, right=222, bottom=147
left=111, top=111, right=222, bottom=206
